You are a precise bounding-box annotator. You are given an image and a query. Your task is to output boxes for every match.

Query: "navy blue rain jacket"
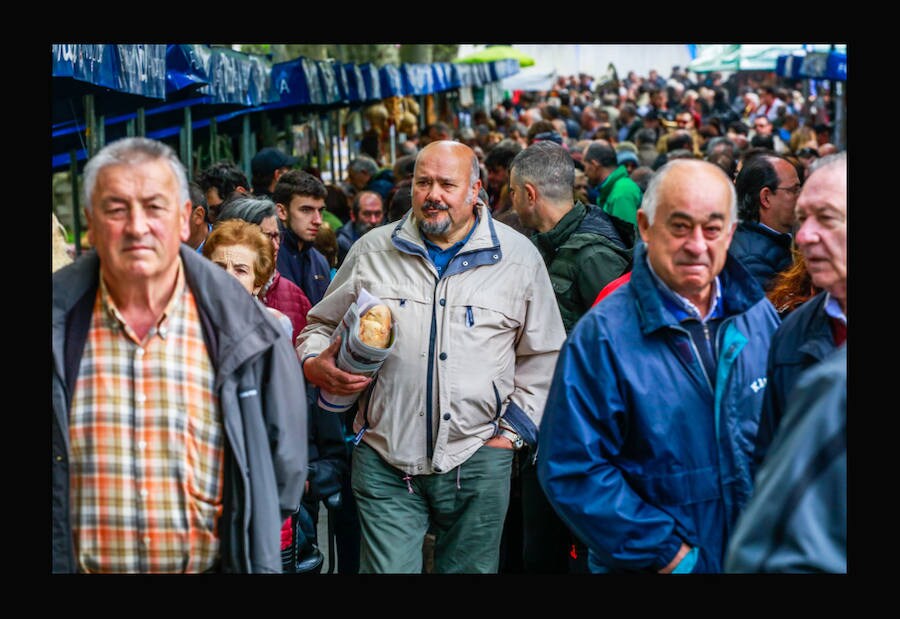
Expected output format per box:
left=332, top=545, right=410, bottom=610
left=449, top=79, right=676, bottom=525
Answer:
left=537, top=244, right=780, bottom=573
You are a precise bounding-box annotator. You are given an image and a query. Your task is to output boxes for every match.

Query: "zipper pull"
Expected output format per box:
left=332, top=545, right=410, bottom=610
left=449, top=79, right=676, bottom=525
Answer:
left=352, top=422, right=369, bottom=446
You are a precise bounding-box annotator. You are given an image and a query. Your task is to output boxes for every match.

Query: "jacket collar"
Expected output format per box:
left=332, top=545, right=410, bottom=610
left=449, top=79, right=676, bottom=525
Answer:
left=391, top=201, right=503, bottom=273
left=737, top=221, right=793, bottom=247
left=282, top=225, right=311, bottom=256
left=532, top=201, right=584, bottom=257
left=632, top=242, right=767, bottom=335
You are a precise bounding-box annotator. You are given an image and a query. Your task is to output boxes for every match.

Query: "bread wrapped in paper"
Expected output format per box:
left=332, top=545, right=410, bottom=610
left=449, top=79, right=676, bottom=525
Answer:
left=359, top=304, right=391, bottom=348
left=318, top=288, right=398, bottom=413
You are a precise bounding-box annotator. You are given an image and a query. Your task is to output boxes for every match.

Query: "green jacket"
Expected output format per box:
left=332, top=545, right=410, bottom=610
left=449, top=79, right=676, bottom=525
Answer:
left=532, top=201, right=635, bottom=333
left=597, top=165, right=642, bottom=225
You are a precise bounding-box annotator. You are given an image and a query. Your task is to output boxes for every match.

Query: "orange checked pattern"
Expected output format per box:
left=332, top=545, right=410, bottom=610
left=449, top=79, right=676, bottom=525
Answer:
left=69, top=262, right=224, bottom=573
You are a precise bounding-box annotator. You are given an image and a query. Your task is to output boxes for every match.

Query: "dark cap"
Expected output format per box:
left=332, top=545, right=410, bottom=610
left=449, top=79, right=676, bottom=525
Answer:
left=251, top=147, right=299, bottom=176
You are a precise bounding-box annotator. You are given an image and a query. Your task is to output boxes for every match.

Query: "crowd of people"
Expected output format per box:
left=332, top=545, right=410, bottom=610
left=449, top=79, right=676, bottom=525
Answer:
left=51, top=64, right=846, bottom=574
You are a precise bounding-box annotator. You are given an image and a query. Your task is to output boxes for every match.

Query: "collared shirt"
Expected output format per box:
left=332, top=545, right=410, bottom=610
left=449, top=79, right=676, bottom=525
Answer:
left=646, top=254, right=725, bottom=390
left=69, top=259, right=223, bottom=573
left=422, top=212, right=479, bottom=278
left=824, top=293, right=846, bottom=325
left=645, top=254, right=724, bottom=323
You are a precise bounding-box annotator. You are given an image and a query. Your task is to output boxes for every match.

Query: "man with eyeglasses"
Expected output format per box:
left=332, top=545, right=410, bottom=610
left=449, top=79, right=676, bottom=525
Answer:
left=730, top=154, right=803, bottom=291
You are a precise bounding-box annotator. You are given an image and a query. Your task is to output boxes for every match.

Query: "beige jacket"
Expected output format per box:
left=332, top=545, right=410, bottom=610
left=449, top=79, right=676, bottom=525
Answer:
left=298, top=203, right=565, bottom=476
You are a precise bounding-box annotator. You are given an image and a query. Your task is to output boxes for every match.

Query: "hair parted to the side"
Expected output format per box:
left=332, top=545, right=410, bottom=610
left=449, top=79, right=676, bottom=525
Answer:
left=82, top=137, right=189, bottom=212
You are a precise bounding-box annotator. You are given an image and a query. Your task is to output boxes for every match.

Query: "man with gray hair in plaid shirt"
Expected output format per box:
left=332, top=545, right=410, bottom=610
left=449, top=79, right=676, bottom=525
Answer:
left=52, top=137, right=308, bottom=573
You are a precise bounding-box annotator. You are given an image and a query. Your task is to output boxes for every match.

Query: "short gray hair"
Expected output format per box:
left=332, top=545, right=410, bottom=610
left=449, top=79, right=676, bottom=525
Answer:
left=82, top=137, right=189, bottom=212
left=347, top=156, right=379, bottom=177
left=641, top=159, right=736, bottom=225
left=216, top=194, right=277, bottom=225
left=508, top=141, right=574, bottom=203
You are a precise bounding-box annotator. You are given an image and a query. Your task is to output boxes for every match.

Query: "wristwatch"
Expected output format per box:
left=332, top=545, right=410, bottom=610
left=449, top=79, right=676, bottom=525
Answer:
left=499, top=428, right=525, bottom=450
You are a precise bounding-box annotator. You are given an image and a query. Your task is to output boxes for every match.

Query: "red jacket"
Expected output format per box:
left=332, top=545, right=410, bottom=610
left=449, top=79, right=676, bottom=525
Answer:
left=263, top=271, right=312, bottom=345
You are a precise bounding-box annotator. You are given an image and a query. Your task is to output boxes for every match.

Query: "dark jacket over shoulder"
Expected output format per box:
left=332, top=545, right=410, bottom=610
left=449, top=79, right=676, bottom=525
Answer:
left=52, top=246, right=308, bottom=573
left=727, top=346, right=846, bottom=573
left=277, top=226, right=331, bottom=306
left=753, top=291, right=836, bottom=472
left=531, top=201, right=635, bottom=333
left=729, top=222, right=792, bottom=292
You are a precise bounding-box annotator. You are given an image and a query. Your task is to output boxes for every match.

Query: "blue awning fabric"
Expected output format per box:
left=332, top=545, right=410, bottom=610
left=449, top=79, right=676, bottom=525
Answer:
left=165, top=44, right=211, bottom=95
left=53, top=44, right=167, bottom=99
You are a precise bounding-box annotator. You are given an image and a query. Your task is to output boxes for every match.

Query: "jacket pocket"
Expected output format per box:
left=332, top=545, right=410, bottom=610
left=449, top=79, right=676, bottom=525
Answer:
left=632, top=466, right=722, bottom=507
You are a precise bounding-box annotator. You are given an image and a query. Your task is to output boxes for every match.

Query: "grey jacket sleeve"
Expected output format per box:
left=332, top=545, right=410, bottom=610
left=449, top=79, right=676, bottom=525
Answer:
left=263, top=329, right=310, bottom=519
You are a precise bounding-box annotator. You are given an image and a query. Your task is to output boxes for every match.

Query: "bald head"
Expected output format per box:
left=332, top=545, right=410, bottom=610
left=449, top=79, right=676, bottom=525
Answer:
left=412, top=140, right=483, bottom=246
left=416, top=140, right=480, bottom=189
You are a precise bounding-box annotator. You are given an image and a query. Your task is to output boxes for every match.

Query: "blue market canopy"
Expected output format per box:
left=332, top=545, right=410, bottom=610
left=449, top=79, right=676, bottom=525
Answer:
left=52, top=46, right=521, bottom=171
left=380, top=64, right=405, bottom=97
left=401, top=63, right=435, bottom=96
left=777, top=49, right=846, bottom=81
left=165, top=44, right=211, bottom=96
left=53, top=44, right=167, bottom=99
left=689, top=43, right=845, bottom=74
left=201, top=47, right=272, bottom=106
left=53, top=44, right=169, bottom=128
left=359, top=63, right=382, bottom=102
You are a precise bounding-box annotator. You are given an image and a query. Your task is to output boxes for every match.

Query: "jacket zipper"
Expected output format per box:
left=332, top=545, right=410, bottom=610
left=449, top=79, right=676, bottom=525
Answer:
left=673, top=324, right=714, bottom=396
left=425, top=278, right=439, bottom=459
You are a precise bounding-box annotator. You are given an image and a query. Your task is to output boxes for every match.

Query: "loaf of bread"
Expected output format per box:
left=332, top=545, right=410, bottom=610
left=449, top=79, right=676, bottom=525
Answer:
left=359, top=304, right=391, bottom=348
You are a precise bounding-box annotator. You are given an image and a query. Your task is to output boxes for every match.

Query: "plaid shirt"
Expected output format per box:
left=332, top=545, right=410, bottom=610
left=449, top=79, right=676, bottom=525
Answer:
left=70, top=260, right=224, bottom=573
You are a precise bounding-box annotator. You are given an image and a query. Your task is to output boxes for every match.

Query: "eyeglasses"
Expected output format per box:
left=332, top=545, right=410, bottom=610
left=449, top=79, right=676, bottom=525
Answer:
left=774, top=184, right=802, bottom=196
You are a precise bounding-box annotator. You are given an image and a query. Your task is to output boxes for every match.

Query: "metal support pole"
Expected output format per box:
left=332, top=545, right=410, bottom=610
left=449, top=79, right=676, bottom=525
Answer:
left=126, top=118, right=135, bottom=137
left=84, top=94, right=97, bottom=157
left=136, top=107, right=146, bottom=137
left=261, top=112, right=273, bottom=146
left=285, top=113, right=294, bottom=156
left=334, top=110, right=343, bottom=182
left=317, top=116, right=328, bottom=178
left=97, top=115, right=106, bottom=147
left=210, top=117, right=219, bottom=163
left=70, top=150, right=82, bottom=258
left=183, top=106, right=193, bottom=179
left=327, top=115, right=337, bottom=183
left=242, top=115, right=252, bottom=181
left=419, top=95, right=427, bottom=135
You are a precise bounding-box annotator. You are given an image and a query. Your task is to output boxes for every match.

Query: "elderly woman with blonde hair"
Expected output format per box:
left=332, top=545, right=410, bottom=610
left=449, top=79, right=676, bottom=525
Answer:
left=202, top=219, right=293, bottom=339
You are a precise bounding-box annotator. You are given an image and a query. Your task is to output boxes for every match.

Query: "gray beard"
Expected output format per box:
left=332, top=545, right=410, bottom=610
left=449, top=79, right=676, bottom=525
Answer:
left=418, top=216, right=451, bottom=237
